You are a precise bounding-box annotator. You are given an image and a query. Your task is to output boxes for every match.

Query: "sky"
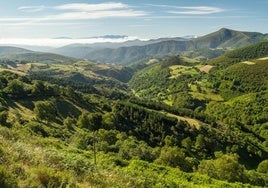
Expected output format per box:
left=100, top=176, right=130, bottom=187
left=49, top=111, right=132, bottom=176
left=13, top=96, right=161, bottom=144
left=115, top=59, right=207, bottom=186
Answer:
left=0, top=0, right=267, bottom=47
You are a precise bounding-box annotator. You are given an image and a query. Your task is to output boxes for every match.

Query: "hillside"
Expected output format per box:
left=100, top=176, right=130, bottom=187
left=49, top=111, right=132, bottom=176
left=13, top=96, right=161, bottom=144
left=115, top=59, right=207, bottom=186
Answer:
left=0, top=41, right=268, bottom=187
left=53, top=37, right=191, bottom=59
left=0, top=53, right=135, bottom=102
left=0, top=52, right=77, bottom=65
left=0, top=46, right=32, bottom=56
left=207, top=41, right=268, bottom=67
left=0, top=68, right=267, bottom=187
left=129, top=43, right=268, bottom=177
left=84, top=28, right=268, bottom=65
left=193, top=28, right=268, bottom=48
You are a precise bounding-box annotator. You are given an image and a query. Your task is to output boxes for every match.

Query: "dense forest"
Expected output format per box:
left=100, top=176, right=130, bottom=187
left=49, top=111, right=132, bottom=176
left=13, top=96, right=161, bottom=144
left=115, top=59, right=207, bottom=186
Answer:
left=0, top=41, right=268, bottom=187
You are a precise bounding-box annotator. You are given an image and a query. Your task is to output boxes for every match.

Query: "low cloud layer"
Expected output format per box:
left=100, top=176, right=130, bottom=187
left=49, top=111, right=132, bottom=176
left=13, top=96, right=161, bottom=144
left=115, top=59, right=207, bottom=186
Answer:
left=0, top=36, right=144, bottom=47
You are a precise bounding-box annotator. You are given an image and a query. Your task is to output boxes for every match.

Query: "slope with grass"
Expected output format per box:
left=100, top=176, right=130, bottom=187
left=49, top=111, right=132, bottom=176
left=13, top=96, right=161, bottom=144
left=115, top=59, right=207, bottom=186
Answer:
left=1, top=41, right=268, bottom=187
left=0, top=66, right=267, bottom=187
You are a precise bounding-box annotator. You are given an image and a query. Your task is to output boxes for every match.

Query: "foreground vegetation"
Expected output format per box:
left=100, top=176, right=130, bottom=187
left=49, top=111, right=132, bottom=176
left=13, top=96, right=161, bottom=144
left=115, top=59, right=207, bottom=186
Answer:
left=0, top=41, right=268, bottom=187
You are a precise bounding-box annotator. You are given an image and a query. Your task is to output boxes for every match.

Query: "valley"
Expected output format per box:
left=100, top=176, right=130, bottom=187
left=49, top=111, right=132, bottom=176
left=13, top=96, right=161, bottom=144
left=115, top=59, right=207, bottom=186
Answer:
left=0, top=28, right=268, bottom=187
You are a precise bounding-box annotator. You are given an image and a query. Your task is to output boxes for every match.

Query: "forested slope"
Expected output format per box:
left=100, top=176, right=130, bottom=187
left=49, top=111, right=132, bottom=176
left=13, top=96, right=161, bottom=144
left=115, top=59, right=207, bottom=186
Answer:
left=0, top=41, right=268, bottom=187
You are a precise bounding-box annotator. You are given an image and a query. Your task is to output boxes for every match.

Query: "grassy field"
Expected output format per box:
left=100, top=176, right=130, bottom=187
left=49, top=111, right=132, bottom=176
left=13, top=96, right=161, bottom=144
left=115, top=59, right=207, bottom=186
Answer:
left=169, top=65, right=199, bottom=79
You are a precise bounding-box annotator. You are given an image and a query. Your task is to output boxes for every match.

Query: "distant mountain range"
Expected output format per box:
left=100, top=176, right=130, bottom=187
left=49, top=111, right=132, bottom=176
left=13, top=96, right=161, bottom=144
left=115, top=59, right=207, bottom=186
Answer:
left=81, top=28, right=268, bottom=65
left=0, top=28, right=267, bottom=65
left=52, top=36, right=191, bottom=59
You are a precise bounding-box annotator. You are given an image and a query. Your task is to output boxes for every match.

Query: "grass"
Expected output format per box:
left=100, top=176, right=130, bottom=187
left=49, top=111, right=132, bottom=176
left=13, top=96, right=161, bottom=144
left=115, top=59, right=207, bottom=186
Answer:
left=257, top=56, right=268, bottom=61
left=190, top=92, right=224, bottom=101
left=189, top=84, right=224, bottom=101
left=199, top=65, right=214, bottom=73
left=0, top=67, right=26, bottom=76
left=241, top=61, right=255, bottom=65
left=163, top=111, right=201, bottom=129
left=169, top=65, right=199, bottom=79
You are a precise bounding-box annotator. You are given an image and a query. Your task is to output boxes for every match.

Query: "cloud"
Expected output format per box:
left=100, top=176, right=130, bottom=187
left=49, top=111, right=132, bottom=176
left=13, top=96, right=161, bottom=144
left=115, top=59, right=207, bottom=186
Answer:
left=1, top=2, right=147, bottom=26
left=169, top=6, right=225, bottom=15
left=55, top=2, right=129, bottom=11
left=0, top=36, right=146, bottom=47
left=18, top=6, right=45, bottom=12
left=45, top=10, right=146, bottom=20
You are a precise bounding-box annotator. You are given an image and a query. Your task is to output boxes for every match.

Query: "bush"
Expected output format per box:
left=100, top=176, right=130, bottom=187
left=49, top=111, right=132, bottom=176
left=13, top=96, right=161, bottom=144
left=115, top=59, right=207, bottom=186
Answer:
left=0, top=165, right=18, bottom=188
left=26, top=122, right=48, bottom=137
left=257, top=160, right=268, bottom=173
left=26, top=166, right=75, bottom=188
left=198, top=153, right=247, bottom=183
left=0, top=111, right=8, bottom=126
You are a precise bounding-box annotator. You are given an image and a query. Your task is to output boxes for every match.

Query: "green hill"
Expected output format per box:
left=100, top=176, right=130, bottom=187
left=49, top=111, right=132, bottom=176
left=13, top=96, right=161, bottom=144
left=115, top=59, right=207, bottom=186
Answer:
left=0, top=69, right=267, bottom=187
left=85, top=28, right=268, bottom=65
left=208, top=41, right=268, bottom=67
left=193, top=28, right=268, bottom=48
left=0, top=41, right=268, bottom=187
left=129, top=43, right=268, bottom=178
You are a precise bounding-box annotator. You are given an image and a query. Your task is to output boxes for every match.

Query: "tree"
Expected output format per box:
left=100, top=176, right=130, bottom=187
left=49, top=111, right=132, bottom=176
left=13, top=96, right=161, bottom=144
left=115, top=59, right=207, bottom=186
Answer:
left=181, top=137, right=192, bottom=151
left=88, top=113, right=102, bottom=131
left=198, top=153, right=247, bottom=183
left=77, top=113, right=90, bottom=129
left=63, top=117, right=75, bottom=130
left=257, top=160, right=268, bottom=173
left=0, top=111, right=8, bottom=126
left=31, top=80, right=45, bottom=97
left=4, top=79, right=26, bottom=98
left=195, top=134, right=205, bottom=150
left=34, top=99, right=57, bottom=123
left=154, top=146, right=192, bottom=172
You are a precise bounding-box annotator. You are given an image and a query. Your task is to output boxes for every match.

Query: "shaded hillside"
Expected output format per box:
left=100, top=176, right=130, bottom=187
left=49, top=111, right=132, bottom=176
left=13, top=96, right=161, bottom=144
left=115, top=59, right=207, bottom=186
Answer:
left=86, top=40, right=194, bottom=65
left=85, top=28, right=268, bottom=65
left=53, top=37, right=191, bottom=59
left=0, top=52, right=77, bottom=65
left=0, top=46, right=32, bottom=56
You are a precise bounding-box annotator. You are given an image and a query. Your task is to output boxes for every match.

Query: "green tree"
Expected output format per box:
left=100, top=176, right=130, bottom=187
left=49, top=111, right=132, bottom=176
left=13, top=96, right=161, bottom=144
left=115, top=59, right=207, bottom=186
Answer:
left=34, top=99, right=57, bottom=123
left=155, top=146, right=191, bottom=172
left=257, top=160, right=268, bottom=173
left=31, top=80, right=45, bottom=96
left=0, top=111, right=8, bottom=126
left=88, top=113, right=102, bottom=131
left=77, top=112, right=90, bottom=129
left=195, top=134, right=205, bottom=150
left=198, top=153, right=247, bottom=183
left=4, top=79, right=26, bottom=98
left=63, top=117, right=76, bottom=130
left=181, top=137, right=192, bottom=151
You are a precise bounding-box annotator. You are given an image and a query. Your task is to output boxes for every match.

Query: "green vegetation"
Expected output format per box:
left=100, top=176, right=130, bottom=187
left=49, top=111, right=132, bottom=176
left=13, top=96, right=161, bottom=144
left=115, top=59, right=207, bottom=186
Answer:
left=0, top=40, right=268, bottom=187
left=85, top=28, right=268, bottom=65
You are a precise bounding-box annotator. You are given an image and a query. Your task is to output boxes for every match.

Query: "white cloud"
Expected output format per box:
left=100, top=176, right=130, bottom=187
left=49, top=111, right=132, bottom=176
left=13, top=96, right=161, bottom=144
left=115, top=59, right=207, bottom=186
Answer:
left=0, top=2, right=147, bottom=26
left=55, top=2, right=129, bottom=11
left=18, top=6, right=45, bottom=12
left=169, top=6, right=225, bottom=15
left=45, top=10, right=146, bottom=20
left=0, top=36, right=146, bottom=47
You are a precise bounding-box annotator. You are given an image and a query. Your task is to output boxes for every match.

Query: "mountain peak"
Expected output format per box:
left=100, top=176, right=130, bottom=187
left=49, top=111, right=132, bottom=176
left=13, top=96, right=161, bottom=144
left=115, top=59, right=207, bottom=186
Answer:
left=219, top=27, right=231, bottom=31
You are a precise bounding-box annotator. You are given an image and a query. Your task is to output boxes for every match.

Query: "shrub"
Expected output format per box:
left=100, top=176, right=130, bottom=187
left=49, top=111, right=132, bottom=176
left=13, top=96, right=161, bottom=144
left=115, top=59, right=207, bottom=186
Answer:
left=257, top=160, right=268, bottom=174
left=0, top=165, right=18, bottom=188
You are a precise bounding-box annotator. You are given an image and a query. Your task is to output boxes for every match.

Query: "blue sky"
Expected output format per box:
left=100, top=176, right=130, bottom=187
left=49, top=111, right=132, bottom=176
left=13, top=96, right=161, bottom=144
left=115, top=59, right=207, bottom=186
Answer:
left=0, top=0, right=267, bottom=41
